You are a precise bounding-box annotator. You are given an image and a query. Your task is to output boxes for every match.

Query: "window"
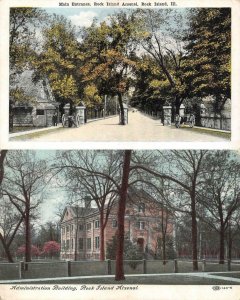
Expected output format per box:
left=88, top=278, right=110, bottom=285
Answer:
left=138, top=203, right=145, bottom=213
left=79, top=238, right=84, bottom=250
left=62, top=227, right=65, bottom=235
left=66, top=240, right=70, bottom=249
left=71, top=239, right=74, bottom=249
left=95, top=236, right=100, bottom=249
left=112, top=219, right=117, bottom=228
left=87, top=238, right=91, bottom=249
left=66, top=226, right=70, bottom=233
left=86, top=223, right=91, bottom=230
left=71, top=224, right=74, bottom=232
left=95, top=220, right=100, bottom=229
left=137, top=221, right=145, bottom=230
left=79, top=224, right=84, bottom=231
left=36, top=109, right=44, bottom=115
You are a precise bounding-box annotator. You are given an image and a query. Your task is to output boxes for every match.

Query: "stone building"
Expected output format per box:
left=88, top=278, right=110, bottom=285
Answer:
left=10, top=70, right=59, bottom=128
left=60, top=189, right=173, bottom=260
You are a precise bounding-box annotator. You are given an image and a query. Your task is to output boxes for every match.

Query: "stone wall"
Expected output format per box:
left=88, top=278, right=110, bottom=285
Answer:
left=13, top=108, right=33, bottom=126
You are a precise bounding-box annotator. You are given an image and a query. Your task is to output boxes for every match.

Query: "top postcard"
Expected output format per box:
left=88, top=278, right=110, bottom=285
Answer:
left=1, top=0, right=240, bottom=147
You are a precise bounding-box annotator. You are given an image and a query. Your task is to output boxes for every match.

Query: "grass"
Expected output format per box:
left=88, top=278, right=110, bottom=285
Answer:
left=12, top=274, right=240, bottom=285
left=212, top=272, right=240, bottom=279
left=177, top=126, right=231, bottom=140
left=10, top=127, right=64, bottom=141
left=10, top=126, right=39, bottom=133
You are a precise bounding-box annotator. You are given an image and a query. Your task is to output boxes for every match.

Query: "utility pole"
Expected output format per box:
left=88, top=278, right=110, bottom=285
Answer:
left=104, top=95, right=107, bottom=119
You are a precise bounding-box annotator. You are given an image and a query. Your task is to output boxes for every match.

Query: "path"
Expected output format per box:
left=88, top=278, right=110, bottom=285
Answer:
left=10, top=111, right=229, bottom=142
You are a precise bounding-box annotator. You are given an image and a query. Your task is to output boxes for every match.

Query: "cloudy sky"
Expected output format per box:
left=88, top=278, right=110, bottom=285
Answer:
left=44, top=8, right=118, bottom=27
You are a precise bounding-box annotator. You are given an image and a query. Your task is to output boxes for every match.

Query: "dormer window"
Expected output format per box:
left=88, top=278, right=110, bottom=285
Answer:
left=138, top=203, right=145, bottom=213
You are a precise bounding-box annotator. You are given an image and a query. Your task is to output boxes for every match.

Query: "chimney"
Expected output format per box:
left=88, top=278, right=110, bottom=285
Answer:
left=84, top=197, right=92, bottom=209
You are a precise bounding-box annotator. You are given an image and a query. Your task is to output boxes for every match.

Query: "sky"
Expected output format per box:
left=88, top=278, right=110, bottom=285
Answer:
left=44, top=8, right=119, bottom=27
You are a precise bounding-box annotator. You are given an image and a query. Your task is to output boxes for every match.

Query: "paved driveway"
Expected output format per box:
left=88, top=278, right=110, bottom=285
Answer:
left=14, top=112, right=229, bottom=142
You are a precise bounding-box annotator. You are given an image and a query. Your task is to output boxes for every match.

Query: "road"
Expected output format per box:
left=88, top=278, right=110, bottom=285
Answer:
left=18, top=111, right=229, bottom=142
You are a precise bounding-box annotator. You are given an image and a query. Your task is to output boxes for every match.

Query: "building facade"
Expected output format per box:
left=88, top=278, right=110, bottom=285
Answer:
left=60, top=190, right=173, bottom=260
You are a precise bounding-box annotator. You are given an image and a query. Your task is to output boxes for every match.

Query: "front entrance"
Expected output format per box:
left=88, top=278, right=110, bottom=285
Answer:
left=137, top=238, right=144, bottom=252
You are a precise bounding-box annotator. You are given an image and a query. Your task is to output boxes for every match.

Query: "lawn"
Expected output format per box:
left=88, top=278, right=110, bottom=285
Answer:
left=10, top=127, right=63, bottom=141
left=179, top=126, right=231, bottom=140
left=10, top=274, right=240, bottom=285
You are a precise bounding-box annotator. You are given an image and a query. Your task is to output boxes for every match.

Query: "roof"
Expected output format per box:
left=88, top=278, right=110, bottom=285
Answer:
left=60, top=205, right=98, bottom=223
left=11, top=69, right=57, bottom=106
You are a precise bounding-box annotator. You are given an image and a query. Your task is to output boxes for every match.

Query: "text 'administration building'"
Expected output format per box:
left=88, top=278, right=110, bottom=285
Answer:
left=60, top=189, right=174, bottom=260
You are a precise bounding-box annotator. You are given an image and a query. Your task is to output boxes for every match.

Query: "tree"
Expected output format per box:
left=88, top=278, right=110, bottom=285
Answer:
left=132, top=150, right=209, bottom=271
left=130, top=55, right=166, bottom=116
left=182, top=8, right=231, bottom=113
left=1, top=150, right=24, bottom=262
left=198, top=151, right=240, bottom=263
left=42, top=241, right=60, bottom=258
left=10, top=8, right=43, bottom=71
left=81, top=12, right=138, bottom=124
left=1, top=151, right=48, bottom=262
left=0, top=197, right=24, bottom=262
left=56, top=150, right=121, bottom=261
left=135, top=9, right=189, bottom=115
left=9, top=8, right=44, bottom=130
left=55, top=150, right=136, bottom=280
left=0, top=150, right=7, bottom=185
left=115, top=150, right=132, bottom=279
left=106, top=234, right=143, bottom=269
left=34, top=222, right=60, bottom=249
left=17, top=244, right=40, bottom=258
left=33, top=15, right=83, bottom=116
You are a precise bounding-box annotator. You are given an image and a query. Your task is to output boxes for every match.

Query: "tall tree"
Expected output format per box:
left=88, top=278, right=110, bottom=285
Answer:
left=115, top=150, right=132, bottom=280
left=34, top=15, right=82, bottom=115
left=135, top=9, right=188, bottom=115
left=2, top=151, right=48, bottom=262
left=9, top=8, right=44, bottom=130
left=56, top=150, right=121, bottom=261
left=10, top=8, right=43, bottom=71
left=132, top=150, right=209, bottom=271
left=182, top=8, right=231, bottom=113
left=198, top=151, right=240, bottom=263
left=0, top=150, right=7, bottom=185
left=81, top=12, right=138, bottom=124
left=0, top=197, right=24, bottom=262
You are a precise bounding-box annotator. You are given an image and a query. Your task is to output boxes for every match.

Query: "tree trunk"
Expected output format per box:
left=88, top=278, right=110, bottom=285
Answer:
left=0, top=234, right=14, bottom=262
left=25, top=205, right=31, bottom=263
left=175, top=96, right=181, bottom=116
left=228, top=224, right=232, bottom=261
left=118, top=93, right=125, bottom=125
left=99, top=212, right=105, bottom=261
left=219, top=225, right=225, bottom=264
left=0, top=150, right=7, bottom=185
left=162, top=234, right=166, bottom=265
left=74, top=223, right=78, bottom=261
left=191, top=192, right=198, bottom=271
left=115, top=150, right=132, bottom=281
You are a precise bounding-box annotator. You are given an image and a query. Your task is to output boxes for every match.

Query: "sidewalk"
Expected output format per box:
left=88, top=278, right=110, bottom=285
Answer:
left=9, top=115, right=117, bottom=138
left=9, top=112, right=230, bottom=142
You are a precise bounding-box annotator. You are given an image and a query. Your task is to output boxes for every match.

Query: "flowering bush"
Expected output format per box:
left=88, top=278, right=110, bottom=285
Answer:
left=17, top=244, right=40, bottom=257
left=42, top=241, right=60, bottom=257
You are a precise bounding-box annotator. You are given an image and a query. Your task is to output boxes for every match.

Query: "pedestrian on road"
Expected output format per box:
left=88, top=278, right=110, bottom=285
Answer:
left=53, top=111, right=58, bottom=126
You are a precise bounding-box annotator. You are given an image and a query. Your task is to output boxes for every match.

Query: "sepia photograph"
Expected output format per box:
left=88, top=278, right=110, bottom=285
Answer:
left=8, top=6, right=231, bottom=142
